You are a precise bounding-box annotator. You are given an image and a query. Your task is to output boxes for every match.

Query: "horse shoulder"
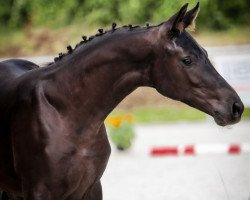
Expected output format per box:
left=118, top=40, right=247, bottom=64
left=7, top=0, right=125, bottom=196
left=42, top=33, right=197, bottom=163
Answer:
left=11, top=78, right=65, bottom=145
left=10, top=79, right=72, bottom=190
left=9, top=75, right=111, bottom=198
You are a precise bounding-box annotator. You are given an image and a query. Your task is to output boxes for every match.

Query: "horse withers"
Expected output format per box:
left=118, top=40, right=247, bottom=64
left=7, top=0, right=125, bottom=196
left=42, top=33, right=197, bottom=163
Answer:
left=0, top=3, right=244, bottom=200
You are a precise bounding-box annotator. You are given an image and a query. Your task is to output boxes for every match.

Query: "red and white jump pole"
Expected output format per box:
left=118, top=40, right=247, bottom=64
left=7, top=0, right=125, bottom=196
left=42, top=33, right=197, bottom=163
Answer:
left=150, top=143, right=250, bottom=156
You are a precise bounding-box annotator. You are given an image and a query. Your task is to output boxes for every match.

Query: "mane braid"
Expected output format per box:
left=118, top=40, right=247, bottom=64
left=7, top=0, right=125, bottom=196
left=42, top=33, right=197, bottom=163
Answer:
left=53, top=22, right=153, bottom=63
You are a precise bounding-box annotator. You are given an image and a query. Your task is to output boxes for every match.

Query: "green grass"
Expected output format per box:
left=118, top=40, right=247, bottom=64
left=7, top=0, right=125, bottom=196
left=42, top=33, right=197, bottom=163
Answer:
left=243, top=107, right=250, bottom=119
left=109, top=106, right=250, bottom=124
left=110, top=106, right=206, bottom=124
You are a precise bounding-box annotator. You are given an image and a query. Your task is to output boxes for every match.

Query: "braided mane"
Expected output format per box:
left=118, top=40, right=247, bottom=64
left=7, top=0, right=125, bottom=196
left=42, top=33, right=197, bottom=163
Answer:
left=53, top=22, right=152, bottom=63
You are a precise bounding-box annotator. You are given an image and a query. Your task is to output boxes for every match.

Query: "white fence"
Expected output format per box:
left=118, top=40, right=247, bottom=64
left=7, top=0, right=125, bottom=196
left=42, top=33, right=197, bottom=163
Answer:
left=208, top=45, right=250, bottom=107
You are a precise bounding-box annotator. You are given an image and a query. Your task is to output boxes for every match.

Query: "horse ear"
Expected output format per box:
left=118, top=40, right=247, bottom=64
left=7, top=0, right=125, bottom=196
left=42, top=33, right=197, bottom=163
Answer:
left=183, top=2, right=200, bottom=31
left=168, top=3, right=189, bottom=35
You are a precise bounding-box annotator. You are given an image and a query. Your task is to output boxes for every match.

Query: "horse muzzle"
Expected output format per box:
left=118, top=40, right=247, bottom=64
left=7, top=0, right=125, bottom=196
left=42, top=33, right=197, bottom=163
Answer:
left=213, top=99, right=244, bottom=126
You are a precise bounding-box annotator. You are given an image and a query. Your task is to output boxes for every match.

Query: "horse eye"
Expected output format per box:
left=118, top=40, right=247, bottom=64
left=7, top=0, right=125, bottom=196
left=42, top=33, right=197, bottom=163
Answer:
left=181, top=56, right=192, bottom=66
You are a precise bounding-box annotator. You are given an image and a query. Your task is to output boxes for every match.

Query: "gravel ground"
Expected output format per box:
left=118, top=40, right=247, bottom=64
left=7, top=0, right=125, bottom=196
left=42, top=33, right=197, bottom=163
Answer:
left=102, top=120, right=250, bottom=200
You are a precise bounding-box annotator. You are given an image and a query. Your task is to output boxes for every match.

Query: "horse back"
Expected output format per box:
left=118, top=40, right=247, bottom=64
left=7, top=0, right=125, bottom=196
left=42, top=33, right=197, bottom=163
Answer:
left=0, top=59, right=39, bottom=84
left=0, top=59, right=39, bottom=101
left=0, top=58, right=39, bottom=131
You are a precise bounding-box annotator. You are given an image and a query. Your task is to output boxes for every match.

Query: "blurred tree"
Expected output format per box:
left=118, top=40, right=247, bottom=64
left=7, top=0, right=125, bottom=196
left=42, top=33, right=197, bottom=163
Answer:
left=0, top=0, right=249, bottom=30
left=197, top=0, right=250, bottom=30
left=0, top=0, right=13, bottom=28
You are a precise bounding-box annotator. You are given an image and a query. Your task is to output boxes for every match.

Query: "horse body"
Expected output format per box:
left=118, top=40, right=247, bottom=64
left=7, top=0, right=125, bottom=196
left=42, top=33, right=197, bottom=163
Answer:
left=0, top=30, right=150, bottom=199
left=0, top=59, right=112, bottom=199
left=0, top=60, right=39, bottom=198
left=0, top=3, right=244, bottom=200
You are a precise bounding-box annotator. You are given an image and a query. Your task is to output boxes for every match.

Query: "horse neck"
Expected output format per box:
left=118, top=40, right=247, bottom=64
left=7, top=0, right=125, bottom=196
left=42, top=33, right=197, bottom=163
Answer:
left=45, top=31, right=154, bottom=127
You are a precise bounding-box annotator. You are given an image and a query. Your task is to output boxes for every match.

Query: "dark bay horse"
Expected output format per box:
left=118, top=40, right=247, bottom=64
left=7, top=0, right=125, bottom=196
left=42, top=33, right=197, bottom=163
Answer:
left=0, top=3, right=244, bottom=200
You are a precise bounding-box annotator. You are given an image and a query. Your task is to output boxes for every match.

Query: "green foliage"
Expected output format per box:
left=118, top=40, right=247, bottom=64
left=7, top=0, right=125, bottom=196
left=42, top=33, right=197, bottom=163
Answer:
left=197, top=0, right=250, bottom=30
left=109, top=122, right=135, bottom=150
left=0, top=0, right=249, bottom=30
left=106, top=114, right=135, bottom=150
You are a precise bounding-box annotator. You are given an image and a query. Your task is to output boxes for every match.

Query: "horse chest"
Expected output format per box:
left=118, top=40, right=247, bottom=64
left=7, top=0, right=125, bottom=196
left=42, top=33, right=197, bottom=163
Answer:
left=60, top=150, right=107, bottom=196
left=48, top=132, right=111, bottom=198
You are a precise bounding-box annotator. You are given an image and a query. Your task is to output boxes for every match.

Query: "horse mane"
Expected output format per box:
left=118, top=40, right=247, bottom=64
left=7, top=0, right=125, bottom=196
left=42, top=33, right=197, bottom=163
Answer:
left=52, top=22, right=153, bottom=64
left=42, top=18, right=197, bottom=68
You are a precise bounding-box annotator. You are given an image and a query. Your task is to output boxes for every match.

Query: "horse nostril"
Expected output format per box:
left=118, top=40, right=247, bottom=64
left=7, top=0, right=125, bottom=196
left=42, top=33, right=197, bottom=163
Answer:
left=232, top=102, right=242, bottom=119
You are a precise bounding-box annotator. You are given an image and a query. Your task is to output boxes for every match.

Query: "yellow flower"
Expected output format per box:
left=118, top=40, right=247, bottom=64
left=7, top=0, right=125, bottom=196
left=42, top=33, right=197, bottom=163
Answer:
left=123, top=114, right=134, bottom=123
left=106, top=114, right=135, bottom=128
left=106, top=116, right=122, bottom=128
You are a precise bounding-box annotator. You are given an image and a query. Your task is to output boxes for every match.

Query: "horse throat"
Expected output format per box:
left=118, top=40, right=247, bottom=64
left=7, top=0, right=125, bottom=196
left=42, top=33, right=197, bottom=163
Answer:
left=81, top=54, right=153, bottom=122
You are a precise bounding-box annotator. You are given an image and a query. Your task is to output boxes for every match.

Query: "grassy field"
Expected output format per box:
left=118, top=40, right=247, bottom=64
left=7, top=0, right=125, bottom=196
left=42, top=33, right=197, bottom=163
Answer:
left=109, top=106, right=250, bottom=124
left=107, top=87, right=250, bottom=124
left=109, top=106, right=206, bottom=124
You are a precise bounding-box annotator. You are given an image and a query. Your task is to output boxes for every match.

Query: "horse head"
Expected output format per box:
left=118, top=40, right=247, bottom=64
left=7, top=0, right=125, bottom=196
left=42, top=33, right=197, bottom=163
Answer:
left=149, top=3, right=244, bottom=126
